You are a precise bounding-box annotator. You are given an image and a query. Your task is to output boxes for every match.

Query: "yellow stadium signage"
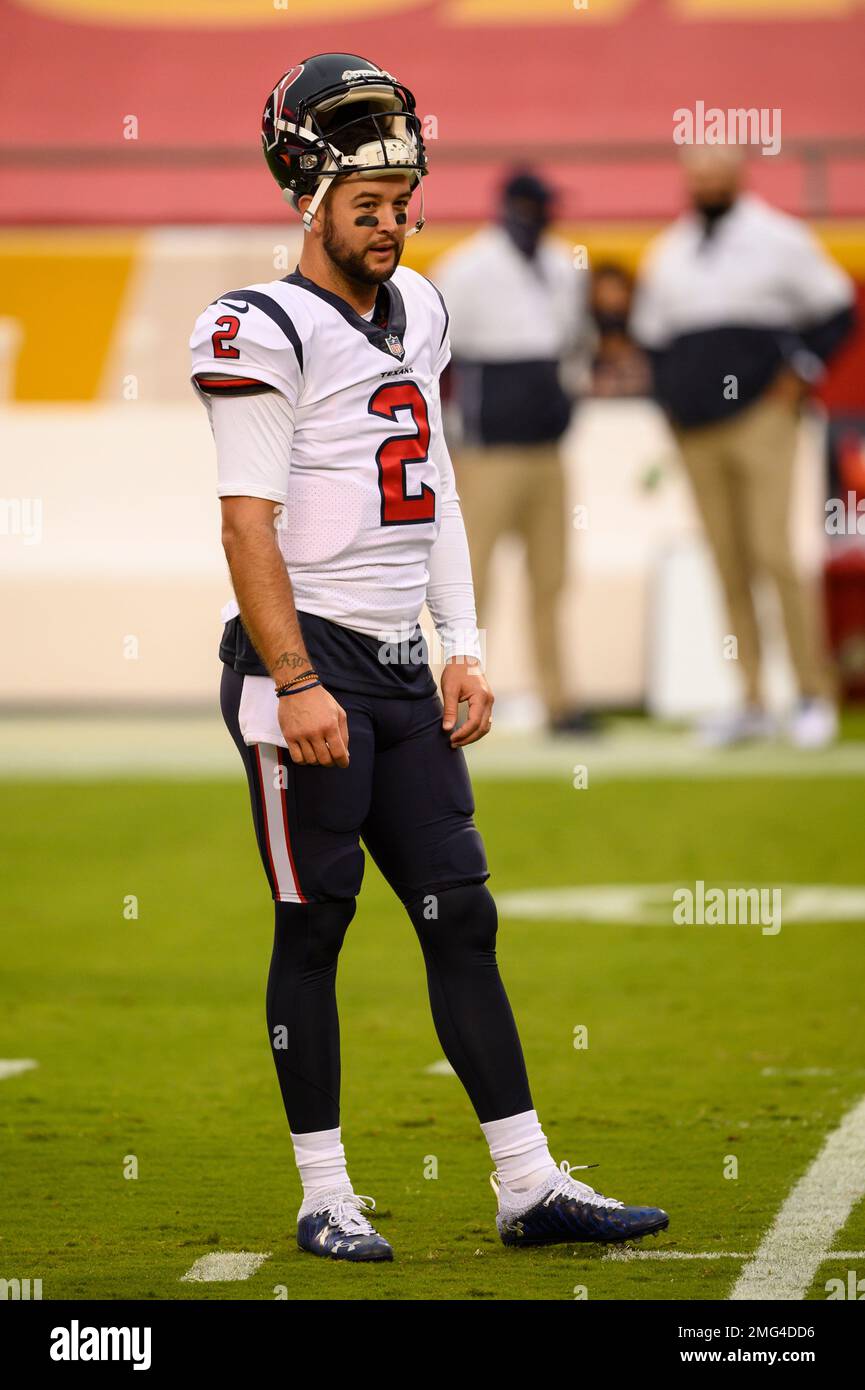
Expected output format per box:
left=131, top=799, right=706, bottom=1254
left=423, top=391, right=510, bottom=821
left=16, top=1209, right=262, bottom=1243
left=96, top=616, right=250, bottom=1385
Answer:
left=18, top=0, right=415, bottom=26
left=19, top=0, right=861, bottom=24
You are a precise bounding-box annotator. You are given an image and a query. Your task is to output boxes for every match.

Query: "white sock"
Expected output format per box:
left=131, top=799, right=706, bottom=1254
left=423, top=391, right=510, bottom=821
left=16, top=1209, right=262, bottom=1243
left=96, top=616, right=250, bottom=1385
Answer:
left=481, top=1109, right=558, bottom=1193
left=290, top=1126, right=352, bottom=1210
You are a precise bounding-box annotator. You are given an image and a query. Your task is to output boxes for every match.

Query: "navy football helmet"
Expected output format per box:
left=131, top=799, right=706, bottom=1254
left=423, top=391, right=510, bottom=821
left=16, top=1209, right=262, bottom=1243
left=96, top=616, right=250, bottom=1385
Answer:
left=262, top=53, right=428, bottom=235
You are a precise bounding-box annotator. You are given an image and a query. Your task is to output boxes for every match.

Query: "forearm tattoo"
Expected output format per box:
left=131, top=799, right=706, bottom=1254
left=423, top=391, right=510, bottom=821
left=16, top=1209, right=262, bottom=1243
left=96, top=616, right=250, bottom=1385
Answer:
left=273, top=650, right=308, bottom=674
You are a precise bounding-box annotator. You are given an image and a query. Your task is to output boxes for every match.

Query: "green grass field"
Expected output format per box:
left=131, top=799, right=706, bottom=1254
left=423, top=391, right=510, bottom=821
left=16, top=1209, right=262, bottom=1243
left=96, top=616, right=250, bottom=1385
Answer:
left=2, top=764, right=864, bottom=1301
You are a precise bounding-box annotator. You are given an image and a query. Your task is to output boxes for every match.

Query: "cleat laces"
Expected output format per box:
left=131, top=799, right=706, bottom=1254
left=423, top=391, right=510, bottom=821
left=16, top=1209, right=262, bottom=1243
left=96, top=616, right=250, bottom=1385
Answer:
left=542, top=1159, right=624, bottom=1211
left=314, top=1192, right=378, bottom=1237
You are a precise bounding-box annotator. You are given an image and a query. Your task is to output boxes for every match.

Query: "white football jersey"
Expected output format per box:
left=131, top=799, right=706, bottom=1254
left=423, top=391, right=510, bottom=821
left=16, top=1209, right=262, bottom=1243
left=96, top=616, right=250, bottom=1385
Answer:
left=190, top=265, right=459, bottom=642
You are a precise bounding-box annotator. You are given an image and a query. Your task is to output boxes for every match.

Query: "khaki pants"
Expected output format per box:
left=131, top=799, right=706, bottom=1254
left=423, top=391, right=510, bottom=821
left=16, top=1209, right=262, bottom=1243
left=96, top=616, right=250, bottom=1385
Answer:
left=675, top=396, right=833, bottom=704
left=455, top=441, right=567, bottom=717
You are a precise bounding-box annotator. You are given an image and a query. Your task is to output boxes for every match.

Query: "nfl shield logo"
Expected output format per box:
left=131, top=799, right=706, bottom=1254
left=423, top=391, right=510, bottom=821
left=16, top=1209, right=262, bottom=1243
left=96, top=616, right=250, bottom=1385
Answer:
left=385, top=333, right=404, bottom=358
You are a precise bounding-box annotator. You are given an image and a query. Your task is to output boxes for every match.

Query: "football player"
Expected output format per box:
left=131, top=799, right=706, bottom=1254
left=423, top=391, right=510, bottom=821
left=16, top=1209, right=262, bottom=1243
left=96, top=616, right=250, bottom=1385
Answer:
left=190, top=52, right=668, bottom=1261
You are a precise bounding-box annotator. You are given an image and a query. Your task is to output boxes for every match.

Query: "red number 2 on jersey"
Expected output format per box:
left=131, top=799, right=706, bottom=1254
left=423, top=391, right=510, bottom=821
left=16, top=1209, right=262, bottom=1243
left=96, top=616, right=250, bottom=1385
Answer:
left=211, top=315, right=241, bottom=359
left=368, top=381, right=436, bottom=526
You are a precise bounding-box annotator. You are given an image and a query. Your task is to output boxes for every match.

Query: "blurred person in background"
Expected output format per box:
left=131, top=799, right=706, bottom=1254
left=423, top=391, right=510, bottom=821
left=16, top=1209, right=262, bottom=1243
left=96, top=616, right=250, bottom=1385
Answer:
left=432, top=171, right=595, bottom=735
left=632, top=145, right=856, bottom=748
left=588, top=263, right=651, bottom=398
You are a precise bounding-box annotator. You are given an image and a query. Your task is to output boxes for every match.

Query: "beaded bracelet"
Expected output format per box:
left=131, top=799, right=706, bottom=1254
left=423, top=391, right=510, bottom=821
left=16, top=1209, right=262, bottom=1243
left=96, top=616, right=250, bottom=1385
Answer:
left=274, top=670, right=317, bottom=696
left=277, top=679, right=321, bottom=698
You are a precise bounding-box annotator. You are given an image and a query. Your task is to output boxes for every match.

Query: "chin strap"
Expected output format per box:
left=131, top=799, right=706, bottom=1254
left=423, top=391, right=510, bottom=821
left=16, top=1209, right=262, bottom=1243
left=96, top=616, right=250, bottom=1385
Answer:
left=405, top=179, right=425, bottom=237
left=293, top=181, right=325, bottom=232
left=292, top=173, right=425, bottom=238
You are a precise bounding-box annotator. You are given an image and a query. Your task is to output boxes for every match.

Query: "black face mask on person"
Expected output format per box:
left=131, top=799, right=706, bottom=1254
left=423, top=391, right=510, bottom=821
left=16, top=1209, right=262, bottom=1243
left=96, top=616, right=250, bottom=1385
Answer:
left=693, top=191, right=736, bottom=233
left=501, top=203, right=550, bottom=258
left=593, top=312, right=629, bottom=336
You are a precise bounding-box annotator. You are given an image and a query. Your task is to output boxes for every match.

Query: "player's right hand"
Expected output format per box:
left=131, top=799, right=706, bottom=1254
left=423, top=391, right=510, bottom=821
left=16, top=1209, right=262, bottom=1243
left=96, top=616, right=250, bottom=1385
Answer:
left=278, top=685, right=350, bottom=768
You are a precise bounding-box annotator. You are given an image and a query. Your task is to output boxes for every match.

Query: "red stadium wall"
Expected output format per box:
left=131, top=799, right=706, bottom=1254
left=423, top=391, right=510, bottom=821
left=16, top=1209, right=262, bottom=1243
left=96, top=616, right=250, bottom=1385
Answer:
left=1, top=0, right=865, bottom=224
left=1, top=0, right=864, bottom=407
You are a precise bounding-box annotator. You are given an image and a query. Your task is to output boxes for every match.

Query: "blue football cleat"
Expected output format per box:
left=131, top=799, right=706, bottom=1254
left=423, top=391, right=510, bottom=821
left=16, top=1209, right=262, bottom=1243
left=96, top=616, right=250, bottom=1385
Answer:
left=297, top=1191, right=393, bottom=1262
left=493, top=1160, right=669, bottom=1247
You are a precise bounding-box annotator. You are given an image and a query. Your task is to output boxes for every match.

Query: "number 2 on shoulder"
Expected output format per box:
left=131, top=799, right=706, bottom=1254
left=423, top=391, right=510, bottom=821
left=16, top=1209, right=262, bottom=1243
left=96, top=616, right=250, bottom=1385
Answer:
left=212, top=315, right=241, bottom=359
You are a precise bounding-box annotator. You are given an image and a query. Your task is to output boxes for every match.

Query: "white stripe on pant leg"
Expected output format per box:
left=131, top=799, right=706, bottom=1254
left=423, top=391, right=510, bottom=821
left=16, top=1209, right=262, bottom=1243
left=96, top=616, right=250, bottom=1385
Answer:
left=256, top=743, right=303, bottom=904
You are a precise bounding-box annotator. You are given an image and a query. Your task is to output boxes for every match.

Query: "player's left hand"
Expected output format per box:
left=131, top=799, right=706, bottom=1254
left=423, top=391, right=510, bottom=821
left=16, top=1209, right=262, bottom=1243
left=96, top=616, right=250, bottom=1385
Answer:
left=441, top=658, right=494, bottom=747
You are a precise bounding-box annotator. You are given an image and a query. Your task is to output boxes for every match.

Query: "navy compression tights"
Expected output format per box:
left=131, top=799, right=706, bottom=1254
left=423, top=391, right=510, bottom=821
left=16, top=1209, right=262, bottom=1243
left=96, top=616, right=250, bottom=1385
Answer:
left=265, top=884, right=533, bottom=1132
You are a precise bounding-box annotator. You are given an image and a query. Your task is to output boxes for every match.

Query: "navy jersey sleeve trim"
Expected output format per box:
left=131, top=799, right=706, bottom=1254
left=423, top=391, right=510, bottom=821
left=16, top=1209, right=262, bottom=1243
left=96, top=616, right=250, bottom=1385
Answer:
left=214, top=290, right=304, bottom=374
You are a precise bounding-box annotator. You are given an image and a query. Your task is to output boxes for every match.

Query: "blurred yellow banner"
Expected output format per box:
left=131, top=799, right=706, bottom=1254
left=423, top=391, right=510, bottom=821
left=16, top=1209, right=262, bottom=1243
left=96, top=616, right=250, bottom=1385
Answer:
left=18, top=0, right=415, bottom=25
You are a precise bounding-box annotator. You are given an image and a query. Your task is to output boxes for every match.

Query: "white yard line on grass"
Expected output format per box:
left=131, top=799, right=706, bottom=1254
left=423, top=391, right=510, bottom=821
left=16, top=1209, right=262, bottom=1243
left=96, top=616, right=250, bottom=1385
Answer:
left=729, top=1093, right=865, bottom=1300
left=607, top=1249, right=749, bottom=1261
left=181, top=1252, right=271, bottom=1283
left=4, top=719, right=865, bottom=781
left=497, top=883, right=865, bottom=926
left=0, top=1059, right=38, bottom=1080
left=467, top=735, right=865, bottom=782
left=606, top=1249, right=865, bottom=1262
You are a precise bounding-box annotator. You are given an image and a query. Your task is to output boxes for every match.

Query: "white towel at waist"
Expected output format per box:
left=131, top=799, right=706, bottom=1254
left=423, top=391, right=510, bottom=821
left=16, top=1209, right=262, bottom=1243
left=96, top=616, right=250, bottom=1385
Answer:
left=238, top=674, right=289, bottom=749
